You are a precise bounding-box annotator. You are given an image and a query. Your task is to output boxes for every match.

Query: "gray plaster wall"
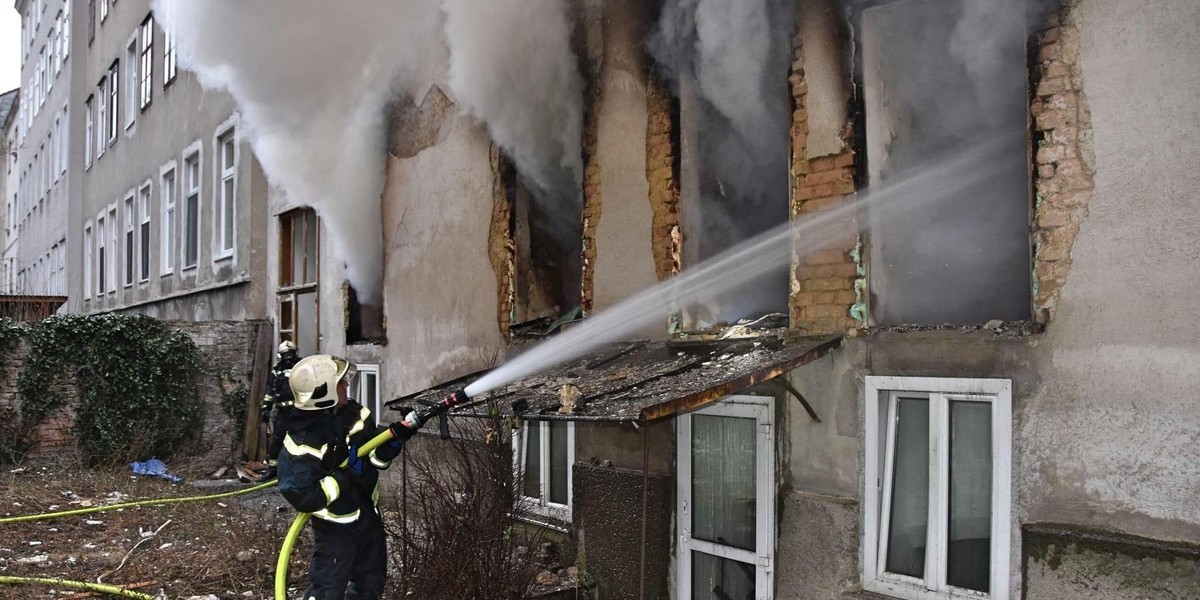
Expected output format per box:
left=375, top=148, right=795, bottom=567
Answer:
left=1022, top=525, right=1200, bottom=600
left=378, top=105, right=506, bottom=398
left=69, top=0, right=269, bottom=322
left=775, top=491, right=860, bottom=599
left=1018, top=0, right=1200, bottom=545
left=590, top=0, right=659, bottom=317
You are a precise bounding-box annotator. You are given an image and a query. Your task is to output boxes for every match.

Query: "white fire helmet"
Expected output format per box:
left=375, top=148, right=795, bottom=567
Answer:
left=278, top=340, right=297, bottom=355
left=289, top=354, right=350, bottom=411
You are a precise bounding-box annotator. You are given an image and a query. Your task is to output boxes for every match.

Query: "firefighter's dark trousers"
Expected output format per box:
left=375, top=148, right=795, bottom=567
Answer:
left=267, top=406, right=292, bottom=465
left=304, top=508, right=387, bottom=600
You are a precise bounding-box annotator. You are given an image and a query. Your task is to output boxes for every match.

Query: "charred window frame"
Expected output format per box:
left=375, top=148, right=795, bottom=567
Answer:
left=497, top=153, right=582, bottom=331
left=848, top=0, right=1034, bottom=326
left=278, top=208, right=320, bottom=356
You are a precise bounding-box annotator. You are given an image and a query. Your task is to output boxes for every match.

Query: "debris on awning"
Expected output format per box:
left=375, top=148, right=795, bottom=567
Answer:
left=390, top=330, right=841, bottom=423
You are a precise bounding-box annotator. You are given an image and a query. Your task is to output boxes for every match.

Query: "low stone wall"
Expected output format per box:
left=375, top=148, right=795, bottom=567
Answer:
left=0, top=320, right=266, bottom=472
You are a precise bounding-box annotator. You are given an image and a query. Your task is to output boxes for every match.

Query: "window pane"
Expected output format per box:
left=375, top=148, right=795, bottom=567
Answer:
left=291, top=216, right=304, bottom=285
left=278, top=298, right=293, bottom=331
left=296, top=291, right=317, bottom=356
left=140, top=222, right=149, bottom=279
left=222, top=178, right=234, bottom=250
left=522, top=424, right=541, bottom=498
left=548, top=420, right=568, bottom=505
left=947, top=400, right=992, bottom=592
left=303, top=212, right=317, bottom=284
left=364, top=373, right=377, bottom=412
left=691, top=551, right=754, bottom=600
left=223, top=137, right=235, bottom=170
left=886, top=397, right=929, bottom=579
left=184, top=195, right=198, bottom=266
left=691, top=414, right=756, bottom=552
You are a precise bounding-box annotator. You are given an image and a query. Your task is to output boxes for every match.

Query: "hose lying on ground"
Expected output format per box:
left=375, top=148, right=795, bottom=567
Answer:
left=0, top=575, right=158, bottom=599
left=0, top=479, right=279, bottom=525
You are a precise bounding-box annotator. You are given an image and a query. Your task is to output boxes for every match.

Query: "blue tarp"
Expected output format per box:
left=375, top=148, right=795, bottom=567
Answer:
left=130, top=458, right=183, bottom=483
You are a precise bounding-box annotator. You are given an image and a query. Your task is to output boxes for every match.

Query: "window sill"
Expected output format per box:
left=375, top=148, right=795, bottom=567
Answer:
left=213, top=252, right=234, bottom=263
left=512, top=509, right=570, bottom=533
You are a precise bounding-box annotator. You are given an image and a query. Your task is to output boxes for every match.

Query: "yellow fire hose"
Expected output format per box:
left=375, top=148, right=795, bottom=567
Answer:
left=0, top=575, right=157, bottom=599
left=0, top=429, right=399, bottom=599
left=0, top=480, right=279, bottom=525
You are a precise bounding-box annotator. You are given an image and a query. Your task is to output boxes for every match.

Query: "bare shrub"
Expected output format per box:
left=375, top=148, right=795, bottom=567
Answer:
left=386, top=410, right=546, bottom=599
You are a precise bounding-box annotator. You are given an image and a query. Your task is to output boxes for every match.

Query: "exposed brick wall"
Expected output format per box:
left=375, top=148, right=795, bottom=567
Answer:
left=645, top=72, right=681, bottom=282
left=0, top=321, right=264, bottom=470
left=579, top=81, right=603, bottom=316
left=788, top=33, right=861, bottom=335
left=488, top=146, right=516, bottom=338
left=1031, top=3, right=1095, bottom=324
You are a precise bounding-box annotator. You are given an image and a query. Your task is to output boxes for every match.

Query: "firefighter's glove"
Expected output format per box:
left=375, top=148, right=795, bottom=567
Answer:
left=345, top=446, right=367, bottom=478
left=260, top=408, right=271, bottom=424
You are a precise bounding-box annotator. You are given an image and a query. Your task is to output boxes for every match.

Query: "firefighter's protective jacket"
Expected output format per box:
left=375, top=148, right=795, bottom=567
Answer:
left=261, top=354, right=301, bottom=412
left=277, top=401, right=404, bottom=524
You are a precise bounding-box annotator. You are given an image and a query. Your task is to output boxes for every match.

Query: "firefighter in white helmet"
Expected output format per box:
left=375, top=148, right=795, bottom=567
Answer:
left=257, top=340, right=301, bottom=482
left=276, top=354, right=429, bottom=600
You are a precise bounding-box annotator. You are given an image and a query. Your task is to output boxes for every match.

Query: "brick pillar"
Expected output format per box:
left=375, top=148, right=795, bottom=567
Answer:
left=488, top=146, right=516, bottom=338
left=788, top=33, right=862, bottom=335
left=1031, top=4, right=1095, bottom=324
left=646, top=71, right=681, bottom=283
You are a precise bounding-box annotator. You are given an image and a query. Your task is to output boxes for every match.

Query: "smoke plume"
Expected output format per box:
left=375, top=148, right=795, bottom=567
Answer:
left=648, top=0, right=794, bottom=321
left=441, top=0, right=586, bottom=305
left=442, top=0, right=583, bottom=213
left=861, top=0, right=1050, bottom=324
left=152, top=0, right=442, bottom=304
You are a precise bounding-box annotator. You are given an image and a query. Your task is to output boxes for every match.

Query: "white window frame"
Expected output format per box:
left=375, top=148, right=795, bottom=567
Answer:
left=677, top=395, right=776, bottom=600
left=160, top=161, right=177, bottom=276
left=107, top=205, right=117, bottom=293
left=138, top=16, right=153, bottom=110
left=95, top=79, right=107, bottom=158
left=124, top=35, right=137, bottom=130
left=83, top=222, right=93, bottom=300
left=181, top=141, right=202, bottom=272
left=123, top=192, right=135, bottom=288
left=95, top=210, right=106, bottom=296
left=138, top=181, right=152, bottom=283
left=162, top=23, right=177, bottom=86
left=107, top=61, right=119, bottom=144
left=862, top=376, right=1012, bottom=600
left=213, top=120, right=237, bottom=260
left=99, top=0, right=109, bottom=22
left=512, top=420, right=575, bottom=523
left=62, top=0, right=70, bottom=60
left=355, top=364, right=382, bottom=417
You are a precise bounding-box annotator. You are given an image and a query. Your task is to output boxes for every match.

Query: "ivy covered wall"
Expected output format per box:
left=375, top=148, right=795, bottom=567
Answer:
left=0, top=316, right=266, bottom=471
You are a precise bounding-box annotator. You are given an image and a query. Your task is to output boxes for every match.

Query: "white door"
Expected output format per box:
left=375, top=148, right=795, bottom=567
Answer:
left=678, top=395, right=775, bottom=600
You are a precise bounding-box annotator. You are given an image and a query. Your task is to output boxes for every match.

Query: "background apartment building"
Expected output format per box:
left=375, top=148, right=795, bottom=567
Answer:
left=69, top=0, right=268, bottom=320
left=1, top=88, right=17, bottom=293
left=12, top=0, right=71, bottom=297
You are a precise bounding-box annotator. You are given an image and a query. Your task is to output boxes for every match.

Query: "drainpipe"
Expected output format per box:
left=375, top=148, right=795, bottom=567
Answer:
left=640, top=426, right=649, bottom=600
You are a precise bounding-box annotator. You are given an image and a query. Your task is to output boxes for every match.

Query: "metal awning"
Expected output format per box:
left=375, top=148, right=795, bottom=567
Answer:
left=388, top=333, right=842, bottom=423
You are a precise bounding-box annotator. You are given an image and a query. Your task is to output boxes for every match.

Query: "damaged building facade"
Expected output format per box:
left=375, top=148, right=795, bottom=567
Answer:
left=271, top=0, right=1200, bottom=597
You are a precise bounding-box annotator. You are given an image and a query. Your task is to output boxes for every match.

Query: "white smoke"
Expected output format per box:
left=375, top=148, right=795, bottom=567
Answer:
left=440, top=0, right=585, bottom=240
left=152, top=0, right=442, bottom=304
left=648, top=0, right=793, bottom=320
